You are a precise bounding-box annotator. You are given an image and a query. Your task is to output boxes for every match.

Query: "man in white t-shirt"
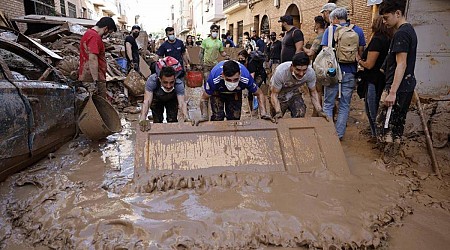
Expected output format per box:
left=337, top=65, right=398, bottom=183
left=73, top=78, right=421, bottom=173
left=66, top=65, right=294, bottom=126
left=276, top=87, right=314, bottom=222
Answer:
left=270, top=52, right=329, bottom=122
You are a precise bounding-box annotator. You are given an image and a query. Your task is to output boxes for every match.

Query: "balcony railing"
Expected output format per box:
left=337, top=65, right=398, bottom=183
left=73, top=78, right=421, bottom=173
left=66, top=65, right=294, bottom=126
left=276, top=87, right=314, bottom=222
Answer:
left=223, top=0, right=247, bottom=10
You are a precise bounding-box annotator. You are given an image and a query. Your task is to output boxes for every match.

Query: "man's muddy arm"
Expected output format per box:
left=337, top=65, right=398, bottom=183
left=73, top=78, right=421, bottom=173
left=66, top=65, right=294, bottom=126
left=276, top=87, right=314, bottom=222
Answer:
left=140, top=91, right=153, bottom=121
left=177, top=94, right=189, bottom=120
left=88, top=53, right=99, bottom=81
left=254, top=88, right=267, bottom=116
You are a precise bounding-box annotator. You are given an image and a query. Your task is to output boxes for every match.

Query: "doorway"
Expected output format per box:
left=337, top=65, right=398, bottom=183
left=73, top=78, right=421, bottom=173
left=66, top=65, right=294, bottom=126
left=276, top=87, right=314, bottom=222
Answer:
left=285, top=4, right=301, bottom=29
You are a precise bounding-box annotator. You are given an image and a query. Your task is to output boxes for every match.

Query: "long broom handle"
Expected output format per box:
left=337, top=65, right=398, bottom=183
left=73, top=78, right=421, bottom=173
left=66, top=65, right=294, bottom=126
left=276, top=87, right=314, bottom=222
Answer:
left=414, top=91, right=442, bottom=179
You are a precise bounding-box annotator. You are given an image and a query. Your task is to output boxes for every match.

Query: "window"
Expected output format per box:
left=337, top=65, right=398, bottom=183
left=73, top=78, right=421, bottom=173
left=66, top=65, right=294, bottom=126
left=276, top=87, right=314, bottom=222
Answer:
left=237, top=21, right=243, bottom=47
left=60, top=0, right=66, bottom=16
left=0, top=48, right=46, bottom=81
left=68, top=2, right=76, bottom=17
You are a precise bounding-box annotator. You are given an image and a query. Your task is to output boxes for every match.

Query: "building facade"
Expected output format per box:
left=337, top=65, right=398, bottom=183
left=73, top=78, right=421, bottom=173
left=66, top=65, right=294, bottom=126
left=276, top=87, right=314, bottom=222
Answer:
left=223, top=0, right=372, bottom=47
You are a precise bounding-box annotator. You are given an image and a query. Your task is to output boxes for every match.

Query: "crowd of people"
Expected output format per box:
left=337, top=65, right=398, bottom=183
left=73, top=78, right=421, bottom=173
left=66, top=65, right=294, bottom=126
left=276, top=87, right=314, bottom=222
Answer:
left=79, top=0, right=416, bottom=156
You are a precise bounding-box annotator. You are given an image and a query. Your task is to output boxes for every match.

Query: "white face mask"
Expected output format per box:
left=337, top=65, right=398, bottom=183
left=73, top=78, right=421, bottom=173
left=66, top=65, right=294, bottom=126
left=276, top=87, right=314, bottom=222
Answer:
left=211, top=32, right=218, bottom=38
left=224, top=80, right=239, bottom=91
left=168, top=34, right=175, bottom=41
left=292, top=72, right=302, bottom=81
left=161, top=86, right=174, bottom=93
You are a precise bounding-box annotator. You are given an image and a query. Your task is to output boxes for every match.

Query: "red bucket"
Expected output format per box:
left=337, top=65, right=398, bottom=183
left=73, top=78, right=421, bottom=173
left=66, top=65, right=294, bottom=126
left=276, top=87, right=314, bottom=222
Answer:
left=186, top=71, right=204, bottom=88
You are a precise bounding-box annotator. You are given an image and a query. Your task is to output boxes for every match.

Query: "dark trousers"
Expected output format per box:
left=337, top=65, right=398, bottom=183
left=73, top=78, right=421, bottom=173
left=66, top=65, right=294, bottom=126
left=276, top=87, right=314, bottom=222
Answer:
left=377, top=90, right=414, bottom=140
left=210, top=92, right=242, bottom=121
left=150, top=97, right=178, bottom=123
left=274, top=93, right=306, bottom=118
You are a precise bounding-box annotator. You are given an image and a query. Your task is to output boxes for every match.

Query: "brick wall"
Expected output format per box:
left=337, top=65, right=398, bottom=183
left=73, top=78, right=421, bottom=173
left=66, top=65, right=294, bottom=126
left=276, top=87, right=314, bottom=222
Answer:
left=226, top=0, right=373, bottom=46
left=0, top=0, right=26, bottom=32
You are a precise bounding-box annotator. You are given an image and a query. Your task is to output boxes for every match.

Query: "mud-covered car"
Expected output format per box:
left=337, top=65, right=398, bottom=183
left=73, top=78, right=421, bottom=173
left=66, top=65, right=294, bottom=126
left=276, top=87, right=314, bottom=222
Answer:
left=0, top=38, right=76, bottom=181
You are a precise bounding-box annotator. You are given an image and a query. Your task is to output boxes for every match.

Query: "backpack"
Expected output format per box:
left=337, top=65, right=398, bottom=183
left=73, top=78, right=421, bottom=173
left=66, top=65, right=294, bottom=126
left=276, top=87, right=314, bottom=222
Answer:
left=249, top=50, right=267, bottom=83
left=313, top=25, right=342, bottom=87
left=334, top=24, right=360, bottom=63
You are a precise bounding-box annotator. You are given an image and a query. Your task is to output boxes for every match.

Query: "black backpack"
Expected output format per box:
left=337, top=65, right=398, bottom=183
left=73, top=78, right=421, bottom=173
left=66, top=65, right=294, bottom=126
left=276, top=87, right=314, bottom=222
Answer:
left=248, top=51, right=267, bottom=83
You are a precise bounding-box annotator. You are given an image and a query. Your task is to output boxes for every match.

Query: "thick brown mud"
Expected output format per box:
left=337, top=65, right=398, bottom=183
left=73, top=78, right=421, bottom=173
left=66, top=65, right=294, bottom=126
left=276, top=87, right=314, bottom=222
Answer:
left=0, top=92, right=449, bottom=249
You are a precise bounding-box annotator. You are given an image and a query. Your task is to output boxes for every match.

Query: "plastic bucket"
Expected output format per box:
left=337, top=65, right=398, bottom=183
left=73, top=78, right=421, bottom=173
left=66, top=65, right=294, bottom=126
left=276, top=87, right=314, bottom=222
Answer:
left=186, top=71, right=204, bottom=88
left=78, top=95, right=122, bottom=141
left=115, top=58, right=128, bottom=73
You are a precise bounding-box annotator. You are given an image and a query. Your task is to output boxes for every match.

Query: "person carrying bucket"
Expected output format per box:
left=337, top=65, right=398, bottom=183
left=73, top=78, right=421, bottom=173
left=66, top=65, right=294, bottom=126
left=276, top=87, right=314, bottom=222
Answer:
left=139, top=58, right=190, bottom=131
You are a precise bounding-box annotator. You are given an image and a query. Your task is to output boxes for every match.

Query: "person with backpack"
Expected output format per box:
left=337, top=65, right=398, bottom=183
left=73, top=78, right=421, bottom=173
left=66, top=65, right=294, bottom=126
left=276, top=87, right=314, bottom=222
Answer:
left=278, top=15, right=304, bottom=63
left=320, top=7, right=366, bottom=140
left=237, top=49, right=267, bottom=112
left=270, top=52, right=329, bottom=122
left=377, top=0, right=418, bottom=155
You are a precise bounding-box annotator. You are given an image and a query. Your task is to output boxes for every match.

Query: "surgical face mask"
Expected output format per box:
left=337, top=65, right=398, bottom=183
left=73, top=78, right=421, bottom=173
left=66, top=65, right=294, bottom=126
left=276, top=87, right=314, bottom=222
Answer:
left=132, top=32, right=139, bottom=38
left=211, top=32, right=218, bottom=38
left=161, top=86, right=174, bottom=93
left=292, top=72, right=302, bottom=81
left=168, top=34, right=175, bottom=41
left=224, top=80, right=239, bottom=91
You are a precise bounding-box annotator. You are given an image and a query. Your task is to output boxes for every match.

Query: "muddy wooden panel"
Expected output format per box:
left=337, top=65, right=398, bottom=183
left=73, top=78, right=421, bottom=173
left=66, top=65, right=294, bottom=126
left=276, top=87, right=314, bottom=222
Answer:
left=186, top=46, right=202, bottom=65
left=135, top=118, right=349, bottom=182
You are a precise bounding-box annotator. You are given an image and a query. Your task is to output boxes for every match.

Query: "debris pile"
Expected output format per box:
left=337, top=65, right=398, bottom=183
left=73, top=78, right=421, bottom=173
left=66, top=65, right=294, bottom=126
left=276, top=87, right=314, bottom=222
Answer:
left=3, top=15, right=156, bottom=111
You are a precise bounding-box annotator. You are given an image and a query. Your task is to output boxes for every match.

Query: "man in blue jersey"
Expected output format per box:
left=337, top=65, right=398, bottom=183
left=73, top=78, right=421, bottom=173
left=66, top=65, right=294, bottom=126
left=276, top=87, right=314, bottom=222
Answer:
left=195, top=60, right=271, bottom=124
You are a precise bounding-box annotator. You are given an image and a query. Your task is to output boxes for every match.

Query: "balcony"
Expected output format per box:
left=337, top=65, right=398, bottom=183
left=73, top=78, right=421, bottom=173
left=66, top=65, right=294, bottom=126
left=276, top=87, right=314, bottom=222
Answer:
left=205, top=0, right=225, bottom=22
left=180, top=18, right=193, bottom=34
left=118, top=14, right=128, bottom=24
left=223, top=0, right=247, bottom=15
left=92, top=0, right=106, bottom=7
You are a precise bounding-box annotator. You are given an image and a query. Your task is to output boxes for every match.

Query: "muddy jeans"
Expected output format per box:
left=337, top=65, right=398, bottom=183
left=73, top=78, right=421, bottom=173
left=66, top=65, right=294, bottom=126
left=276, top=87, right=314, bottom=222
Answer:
left=202, top=65, right=214, bottom=84
left=279, top=92, right=307, bottom=118
left=210, top=92, right=242, bottom=121
left=82, top=81, right=107, bottom=99
left=150, top=97, right=179, bottom=123
left=376, top=89, right=414, bottom=141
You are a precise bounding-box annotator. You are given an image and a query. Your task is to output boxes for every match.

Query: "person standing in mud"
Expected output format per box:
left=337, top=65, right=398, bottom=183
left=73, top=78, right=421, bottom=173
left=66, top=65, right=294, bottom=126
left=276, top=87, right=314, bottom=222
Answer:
left=358, top=16, right=393, bottom=141
left=78, top=17, right=117, bottom=98
left=200, top=24, right=229, bottom=82
left=195, top=60, right=271, bottom=124
left=125, top=25, right=141, bottom=73
left=270, top=52, right=329, bottom=122
left=139, top=66, right=189, bottom=131
left=377, top=0, right=418, bottom=154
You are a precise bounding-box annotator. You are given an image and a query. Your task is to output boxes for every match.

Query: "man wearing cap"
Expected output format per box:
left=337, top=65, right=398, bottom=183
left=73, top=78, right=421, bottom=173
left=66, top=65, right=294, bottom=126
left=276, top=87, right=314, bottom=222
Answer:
left=270, top=52, right=328, bottom=122
left=320, top=3, right=337, bottom=27
left=195, top=60, right=270, bottom=123
left=78, top=17, right=117, bottom=98
left=125, top=25, right=141, bottom=73
left=157, top=27, right=191, bottom=77
left=278, top=15, right=304, bottom=63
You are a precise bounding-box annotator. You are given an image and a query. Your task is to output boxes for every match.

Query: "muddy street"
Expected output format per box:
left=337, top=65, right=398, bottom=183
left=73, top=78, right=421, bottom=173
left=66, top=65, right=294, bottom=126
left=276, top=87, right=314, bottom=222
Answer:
left=0, top=90, right=449, bottom=249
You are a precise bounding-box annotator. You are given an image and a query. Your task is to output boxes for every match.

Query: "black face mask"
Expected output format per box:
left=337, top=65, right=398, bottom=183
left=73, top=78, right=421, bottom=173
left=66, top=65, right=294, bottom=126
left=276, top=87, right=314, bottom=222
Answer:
left=132, top=32, right=139, bottom=38
left=281, top=25, right=287, bottom=31
left=238, top=60, right=246, bottom=64
left=270, top=36, right=276, bottom=41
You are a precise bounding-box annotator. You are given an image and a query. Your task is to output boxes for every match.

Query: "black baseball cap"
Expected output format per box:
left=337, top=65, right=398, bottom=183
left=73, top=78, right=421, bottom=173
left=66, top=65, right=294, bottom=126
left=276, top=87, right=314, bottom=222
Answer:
left=278, top=15, right=293, bottom=25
